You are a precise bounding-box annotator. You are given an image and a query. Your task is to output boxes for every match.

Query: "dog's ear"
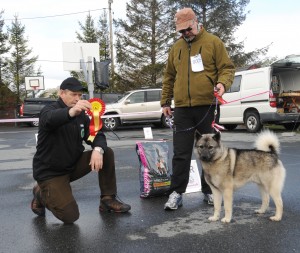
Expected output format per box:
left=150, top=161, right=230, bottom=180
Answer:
left=195, top=130, right=202, bottom=141
left=213, top=131, right=221, bottom=142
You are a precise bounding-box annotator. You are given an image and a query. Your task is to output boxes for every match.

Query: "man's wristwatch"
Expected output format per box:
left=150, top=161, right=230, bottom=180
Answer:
left=93, top=147, right=104, bottom=154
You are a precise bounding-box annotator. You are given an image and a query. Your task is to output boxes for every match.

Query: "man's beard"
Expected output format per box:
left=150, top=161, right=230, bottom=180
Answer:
left=183, top=35, right=195, bottom=42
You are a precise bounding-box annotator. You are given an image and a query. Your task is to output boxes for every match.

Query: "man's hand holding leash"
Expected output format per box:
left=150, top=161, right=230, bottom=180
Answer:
left=162, top=105, right=172, bottom=117
left=215, top=83, right=225, bottom=96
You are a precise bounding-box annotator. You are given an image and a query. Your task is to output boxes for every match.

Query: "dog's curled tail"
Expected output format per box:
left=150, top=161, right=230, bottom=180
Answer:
left=255, top=130, right=280, bottom=154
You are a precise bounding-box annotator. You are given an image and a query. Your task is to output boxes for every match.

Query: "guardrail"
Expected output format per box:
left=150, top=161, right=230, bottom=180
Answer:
left=0, top=118, right=39, bottom=123
left=0, top=111, right=164, bottom=124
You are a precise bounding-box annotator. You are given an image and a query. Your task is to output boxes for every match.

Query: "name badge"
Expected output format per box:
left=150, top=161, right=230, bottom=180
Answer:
left=190, top=54, right=204, bottom=72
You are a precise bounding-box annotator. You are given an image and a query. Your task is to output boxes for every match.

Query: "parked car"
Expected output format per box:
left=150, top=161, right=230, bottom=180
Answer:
left=102, top=88, right=173, bottom=131
left=219, top=55, right=300, bottom=132
left=19, top=98, right=56, bottom=127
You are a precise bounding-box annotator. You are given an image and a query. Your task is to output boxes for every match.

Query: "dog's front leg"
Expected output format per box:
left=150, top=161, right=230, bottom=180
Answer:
left=208, top=189, right=222, bottom=222
left=221, top=188, right=233, bottom=223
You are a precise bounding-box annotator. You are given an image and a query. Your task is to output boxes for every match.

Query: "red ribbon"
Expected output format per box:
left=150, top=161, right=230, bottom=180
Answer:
left=214, top=90, right=227, bottom=104
left=211, top=120, right=225, bottom=132
left=87, top=98, right=106, bottom=141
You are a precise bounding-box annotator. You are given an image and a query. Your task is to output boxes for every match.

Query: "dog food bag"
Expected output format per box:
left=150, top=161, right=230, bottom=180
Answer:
left=136, top=141, right=171, bottom=198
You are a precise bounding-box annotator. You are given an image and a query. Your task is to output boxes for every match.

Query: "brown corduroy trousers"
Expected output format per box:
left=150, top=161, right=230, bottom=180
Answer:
left=37, top=147, right=117, bottom=223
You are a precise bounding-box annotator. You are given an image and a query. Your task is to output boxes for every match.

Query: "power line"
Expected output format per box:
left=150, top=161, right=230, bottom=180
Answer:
left=4, top=8, right=108, bottom=21
left=37, top=60, right=91, bottom=63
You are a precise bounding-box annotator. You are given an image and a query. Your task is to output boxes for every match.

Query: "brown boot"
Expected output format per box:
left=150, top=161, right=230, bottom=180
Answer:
left=31, top=185, right=45, bottom=216
left=99, top=195, right=131, bottom=213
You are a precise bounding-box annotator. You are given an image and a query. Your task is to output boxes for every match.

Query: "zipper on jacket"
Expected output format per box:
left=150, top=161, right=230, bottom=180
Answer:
left=188, top=42, right=192, bottom=107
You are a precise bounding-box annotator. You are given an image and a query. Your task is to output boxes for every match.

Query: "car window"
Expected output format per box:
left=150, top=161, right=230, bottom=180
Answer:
left=45, top=100, right=56, bottom=105
left=227, top=75, right=241, bottom=93
left=146, top=90, right=161, bottom=102
left=26, top=101, right=44, bottom=105
left=128, top=91, right=145, bottom=104
left=116, top=92, right=130, bottom=103
left=273, top=55, right=300, bottom=64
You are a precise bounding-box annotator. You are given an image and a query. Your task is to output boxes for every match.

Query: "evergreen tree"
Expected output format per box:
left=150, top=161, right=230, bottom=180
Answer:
left=76, top=12, right=98, bottom=43
left=73, top=12, right=98, bottom=84
left=97, top=10, right=110, bottom=61
left=75, top=11, right=113, bottom=92
left=114, top=0, right=177, bottom=91
left=168, top=0, right=269, bottom=67
left=0, top=10, right=10, bottom=85
left=7, top=16, right=38, bottom=101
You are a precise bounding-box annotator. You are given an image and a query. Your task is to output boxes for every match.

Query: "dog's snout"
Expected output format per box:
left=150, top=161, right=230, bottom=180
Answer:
left=200, top=155, right=210, bottom=162
left=199, top=150, right=212, bottom=162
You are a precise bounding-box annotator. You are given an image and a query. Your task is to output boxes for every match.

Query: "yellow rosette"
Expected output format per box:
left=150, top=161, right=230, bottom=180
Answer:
left=87, top=98, right=106, bottom=142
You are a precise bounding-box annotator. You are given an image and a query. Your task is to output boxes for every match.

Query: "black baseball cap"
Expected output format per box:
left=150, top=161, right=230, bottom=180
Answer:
left=60, top=77, right=85, bottom=91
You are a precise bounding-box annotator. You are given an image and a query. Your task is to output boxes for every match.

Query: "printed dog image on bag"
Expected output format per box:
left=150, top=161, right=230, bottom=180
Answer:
left=136, top=141, right=171, bottom=198
left=155, top=148, right=168, bottom=175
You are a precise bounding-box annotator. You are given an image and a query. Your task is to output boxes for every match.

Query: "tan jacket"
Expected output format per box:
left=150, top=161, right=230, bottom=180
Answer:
left=161, top=28, right=235, bottom=107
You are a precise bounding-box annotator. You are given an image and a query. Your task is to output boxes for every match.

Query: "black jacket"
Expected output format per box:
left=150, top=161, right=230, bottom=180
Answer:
left=33, top=98, right=107, bottom=181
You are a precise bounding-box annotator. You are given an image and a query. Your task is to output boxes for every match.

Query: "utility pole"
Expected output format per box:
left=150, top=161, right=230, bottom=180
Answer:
left=87, top=56, right=94, bottom=99
left=108, top=0, right=115, bottom=78
left=0, top=58, right=2, bottom=84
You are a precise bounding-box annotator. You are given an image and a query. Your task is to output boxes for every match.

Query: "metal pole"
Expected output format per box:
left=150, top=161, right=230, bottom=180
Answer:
left=87, top=56, right=94, bottom=99
left=108, top=0, right=115, bottom=79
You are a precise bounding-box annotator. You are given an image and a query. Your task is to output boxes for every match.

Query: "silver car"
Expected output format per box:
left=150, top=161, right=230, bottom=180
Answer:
left=103, top=88, right=173, bottom=131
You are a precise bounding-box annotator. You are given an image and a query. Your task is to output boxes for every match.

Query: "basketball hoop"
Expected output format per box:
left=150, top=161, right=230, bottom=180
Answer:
left=25, top=76, right=44, bottom=91
left=62, top=42, right=99, bottom=71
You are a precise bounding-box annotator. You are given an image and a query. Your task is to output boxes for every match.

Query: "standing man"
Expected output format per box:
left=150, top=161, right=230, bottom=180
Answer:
left=161, top=8, right=235, bottom=210
left=31, top=77, right=131, bottom=223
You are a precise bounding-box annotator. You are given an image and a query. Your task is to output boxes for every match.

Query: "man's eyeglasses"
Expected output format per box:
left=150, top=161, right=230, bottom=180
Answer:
left=179, top=27, right=192, bottom=34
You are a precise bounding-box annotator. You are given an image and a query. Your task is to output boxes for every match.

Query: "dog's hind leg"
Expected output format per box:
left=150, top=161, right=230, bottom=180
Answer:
left=269, top=187, right=283, bottom=221
left=221, top=187, right=233, bottom=223
left=255, top=185, right=270, bottom=214
left=208, top=188, right=222, bottom=222
left=269, top=165, right=285, bottom=221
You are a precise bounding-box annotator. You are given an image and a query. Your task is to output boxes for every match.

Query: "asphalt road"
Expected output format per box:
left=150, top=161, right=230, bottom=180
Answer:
left=0, top=125, right=299, bottom=253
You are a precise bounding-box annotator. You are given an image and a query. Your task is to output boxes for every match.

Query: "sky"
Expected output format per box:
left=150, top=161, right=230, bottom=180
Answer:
left=1, top=0, right=300, bottom=90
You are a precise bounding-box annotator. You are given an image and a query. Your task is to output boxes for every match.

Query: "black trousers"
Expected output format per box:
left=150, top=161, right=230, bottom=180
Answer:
left=169, top=105, right=219, bottom=195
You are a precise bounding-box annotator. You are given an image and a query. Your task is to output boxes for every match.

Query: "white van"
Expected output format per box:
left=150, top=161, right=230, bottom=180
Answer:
left=219, top=55, right=300, bottom=132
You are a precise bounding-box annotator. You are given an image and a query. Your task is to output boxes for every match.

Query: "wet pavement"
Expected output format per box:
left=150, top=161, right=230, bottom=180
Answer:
left=0, top=126, right=300, bottom=253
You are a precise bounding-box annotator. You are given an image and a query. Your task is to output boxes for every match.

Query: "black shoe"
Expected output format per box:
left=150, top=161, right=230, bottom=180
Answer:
left=99, top=196, right=131, bottom=213
left=203, top=193, right=214, bottom=206
left=31, top=185, right=45, bottom=216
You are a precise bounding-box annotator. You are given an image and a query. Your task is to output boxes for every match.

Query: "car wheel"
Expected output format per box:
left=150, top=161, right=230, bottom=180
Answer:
left=103, top=116, right=120, bottom=131
left=162, top=114, right=174, bottom=128
left=222, top=124, right=238, bottom=131
left=245, top=111, right=262, bottom=133
left=283, top=123, right=300, bottom=131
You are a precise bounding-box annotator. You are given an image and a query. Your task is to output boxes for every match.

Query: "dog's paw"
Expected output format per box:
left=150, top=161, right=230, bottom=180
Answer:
left=208, top=216, right=219, bottom=222
left=269, top=216, right=282, bottom=221
left=221, top=217, right=231, bottom=223
left=255, top=209, right=265, bottom=214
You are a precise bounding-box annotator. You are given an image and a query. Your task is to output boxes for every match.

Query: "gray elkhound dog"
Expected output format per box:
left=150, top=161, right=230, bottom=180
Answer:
left=194, top=130, right=286, bottom=223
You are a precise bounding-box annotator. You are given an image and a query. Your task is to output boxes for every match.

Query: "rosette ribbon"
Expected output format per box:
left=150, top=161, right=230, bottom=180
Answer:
left=87, top=98, right=106, bottom=142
